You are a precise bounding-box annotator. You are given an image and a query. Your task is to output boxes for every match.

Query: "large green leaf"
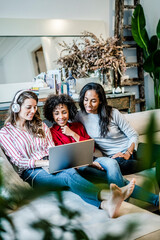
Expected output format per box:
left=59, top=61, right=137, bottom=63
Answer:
left=153, top=49, right=160, bottom=68
left=157, top=19, right=160, bottom=39
left=131, top=4, right=149, bottom=53
left=148, top=35, right=158, bottom=54
left=143, top=54, right=154, bottom=73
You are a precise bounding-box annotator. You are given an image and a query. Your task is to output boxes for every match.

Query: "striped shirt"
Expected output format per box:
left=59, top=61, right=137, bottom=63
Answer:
left=0, top=122, right=55, bottom=175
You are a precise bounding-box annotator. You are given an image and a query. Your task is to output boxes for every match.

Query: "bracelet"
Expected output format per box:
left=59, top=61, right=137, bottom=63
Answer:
left=127, top=149, right=132, bottom=155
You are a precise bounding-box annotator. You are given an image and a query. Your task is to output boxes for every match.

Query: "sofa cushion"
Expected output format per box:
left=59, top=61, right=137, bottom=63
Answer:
left=124, top=109, right=160, bottom=136
left=139, top=132, right=160, bottom=143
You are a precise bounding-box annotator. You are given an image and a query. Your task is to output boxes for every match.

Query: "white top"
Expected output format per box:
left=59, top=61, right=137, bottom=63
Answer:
left=0, top=122, right=55, bottom=175
left=76, top=108, right=139, bottom=157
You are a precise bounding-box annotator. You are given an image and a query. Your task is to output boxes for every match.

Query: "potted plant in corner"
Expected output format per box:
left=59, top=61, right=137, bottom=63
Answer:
left=131, top=4, right=160, bottom=109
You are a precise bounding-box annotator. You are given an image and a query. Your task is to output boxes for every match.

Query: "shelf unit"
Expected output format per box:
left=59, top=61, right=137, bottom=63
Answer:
left=114, top=0, right=145, bottom=111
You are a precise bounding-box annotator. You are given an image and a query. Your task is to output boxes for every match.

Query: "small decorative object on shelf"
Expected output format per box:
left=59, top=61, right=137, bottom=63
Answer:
left=112, top=86, right=125, bottom=94
left=66, top=68, right=76, bottom=97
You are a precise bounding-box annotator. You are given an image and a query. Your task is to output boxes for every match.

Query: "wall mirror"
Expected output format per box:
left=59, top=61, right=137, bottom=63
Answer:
left=0, top=36, right=85, bottom=85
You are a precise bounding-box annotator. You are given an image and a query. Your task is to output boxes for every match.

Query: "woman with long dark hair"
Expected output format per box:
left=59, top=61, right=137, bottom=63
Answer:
left=78, top=82, right=139, bottom=175
left=75, top=82, right=159, bottom=207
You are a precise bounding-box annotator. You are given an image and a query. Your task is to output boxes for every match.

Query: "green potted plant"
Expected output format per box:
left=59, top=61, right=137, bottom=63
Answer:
left=131, top=4, right=160, bottom=109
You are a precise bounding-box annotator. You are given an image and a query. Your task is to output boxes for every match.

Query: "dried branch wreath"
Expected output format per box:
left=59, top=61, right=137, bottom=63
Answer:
left=57, top=31, right=126, bottom=86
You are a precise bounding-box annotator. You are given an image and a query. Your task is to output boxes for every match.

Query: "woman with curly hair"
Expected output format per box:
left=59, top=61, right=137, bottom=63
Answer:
left=0, top=90, right=136, bottom=218
left=43, top=94, right=91, bottom=146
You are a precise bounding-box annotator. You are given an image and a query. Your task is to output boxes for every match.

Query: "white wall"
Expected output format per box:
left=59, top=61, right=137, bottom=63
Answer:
left=0, top=0, right=108, bottom=20
left=141, top=0, right=159, bottom=37
left=0, top=0, right=109, bottom=36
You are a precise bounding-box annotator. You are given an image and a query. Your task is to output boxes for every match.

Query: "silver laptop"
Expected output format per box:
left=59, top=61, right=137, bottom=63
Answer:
left=45, top=139, right=94, bottom=174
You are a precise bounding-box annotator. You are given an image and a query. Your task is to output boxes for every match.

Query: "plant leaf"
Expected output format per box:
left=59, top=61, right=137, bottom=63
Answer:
left=153, top=49, right=160, bottom=68
left=157, top=19, right=160, bottom=39
left=143, top=54, right=154, bottom=73
left=148, top=35, right=158, bottom=54
left=131, top=4, right=149, bottom=54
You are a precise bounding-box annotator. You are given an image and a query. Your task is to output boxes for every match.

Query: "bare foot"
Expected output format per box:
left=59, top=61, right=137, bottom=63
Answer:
left=99, top=178, right=136, bottom=201
left=100, top=179, right=136, bottom=218
left=120, top=178, right=136, bottom=200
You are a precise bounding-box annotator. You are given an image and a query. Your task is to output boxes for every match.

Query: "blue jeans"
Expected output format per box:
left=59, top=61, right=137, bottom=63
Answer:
left=21, top=167, right=101, bottom=207
left=77, top=157, right=159, bottom=207
left=115, top=155, right=139, bottom=175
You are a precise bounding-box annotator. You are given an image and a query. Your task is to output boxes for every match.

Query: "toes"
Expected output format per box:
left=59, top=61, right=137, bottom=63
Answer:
left=131, top=178, right=136, bottom=185
left=110, top=183, right=117, bottom=191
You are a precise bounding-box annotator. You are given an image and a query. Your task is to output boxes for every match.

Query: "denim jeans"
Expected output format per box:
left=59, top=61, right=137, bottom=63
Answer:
left=21, top=167, right=101, bottom=207
left=78, top=157, right=159, bottom=207
left=115, top=154, right=139, bottom=175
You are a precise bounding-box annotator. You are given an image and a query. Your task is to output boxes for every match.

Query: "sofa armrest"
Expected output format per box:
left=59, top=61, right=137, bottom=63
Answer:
left=0, top=146, right=30, bottom=195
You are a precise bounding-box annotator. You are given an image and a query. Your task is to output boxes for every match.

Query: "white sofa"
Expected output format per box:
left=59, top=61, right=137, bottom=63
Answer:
left=0, top=109, right=160, bottom=239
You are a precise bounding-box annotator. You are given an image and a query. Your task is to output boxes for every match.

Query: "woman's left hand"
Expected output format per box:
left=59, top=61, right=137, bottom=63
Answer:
left=122, top=152, right=131, bottom=160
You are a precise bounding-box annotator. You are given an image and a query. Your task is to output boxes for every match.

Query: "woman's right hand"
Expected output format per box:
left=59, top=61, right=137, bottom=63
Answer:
left=89, top=161, right=104, bottom=171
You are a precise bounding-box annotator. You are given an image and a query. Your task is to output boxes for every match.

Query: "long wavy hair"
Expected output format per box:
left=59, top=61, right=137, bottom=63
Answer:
left=5, top=91, right=45, bottom=138
left=43, top=94, right=77, bottom=123
left=79, top=82, right=112, bottom=137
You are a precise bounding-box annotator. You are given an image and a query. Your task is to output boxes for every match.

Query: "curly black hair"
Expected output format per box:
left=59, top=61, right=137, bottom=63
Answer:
left=43, top=94, right=78, bottom=123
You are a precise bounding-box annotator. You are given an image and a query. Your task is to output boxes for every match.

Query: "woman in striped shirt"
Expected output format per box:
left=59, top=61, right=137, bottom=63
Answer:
left=0, top=90, right=135, bottom=218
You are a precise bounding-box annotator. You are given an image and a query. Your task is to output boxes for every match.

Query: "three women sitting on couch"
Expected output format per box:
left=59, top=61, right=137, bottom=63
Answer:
left=0, top=89, right=136, bottom=218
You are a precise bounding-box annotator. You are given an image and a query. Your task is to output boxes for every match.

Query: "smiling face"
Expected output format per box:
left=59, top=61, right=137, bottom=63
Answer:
left=18, top=98, right=37, bottom=123
left=83, top=90, right=100, bottom=114
left=52, top=104, right=69, bottom=127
